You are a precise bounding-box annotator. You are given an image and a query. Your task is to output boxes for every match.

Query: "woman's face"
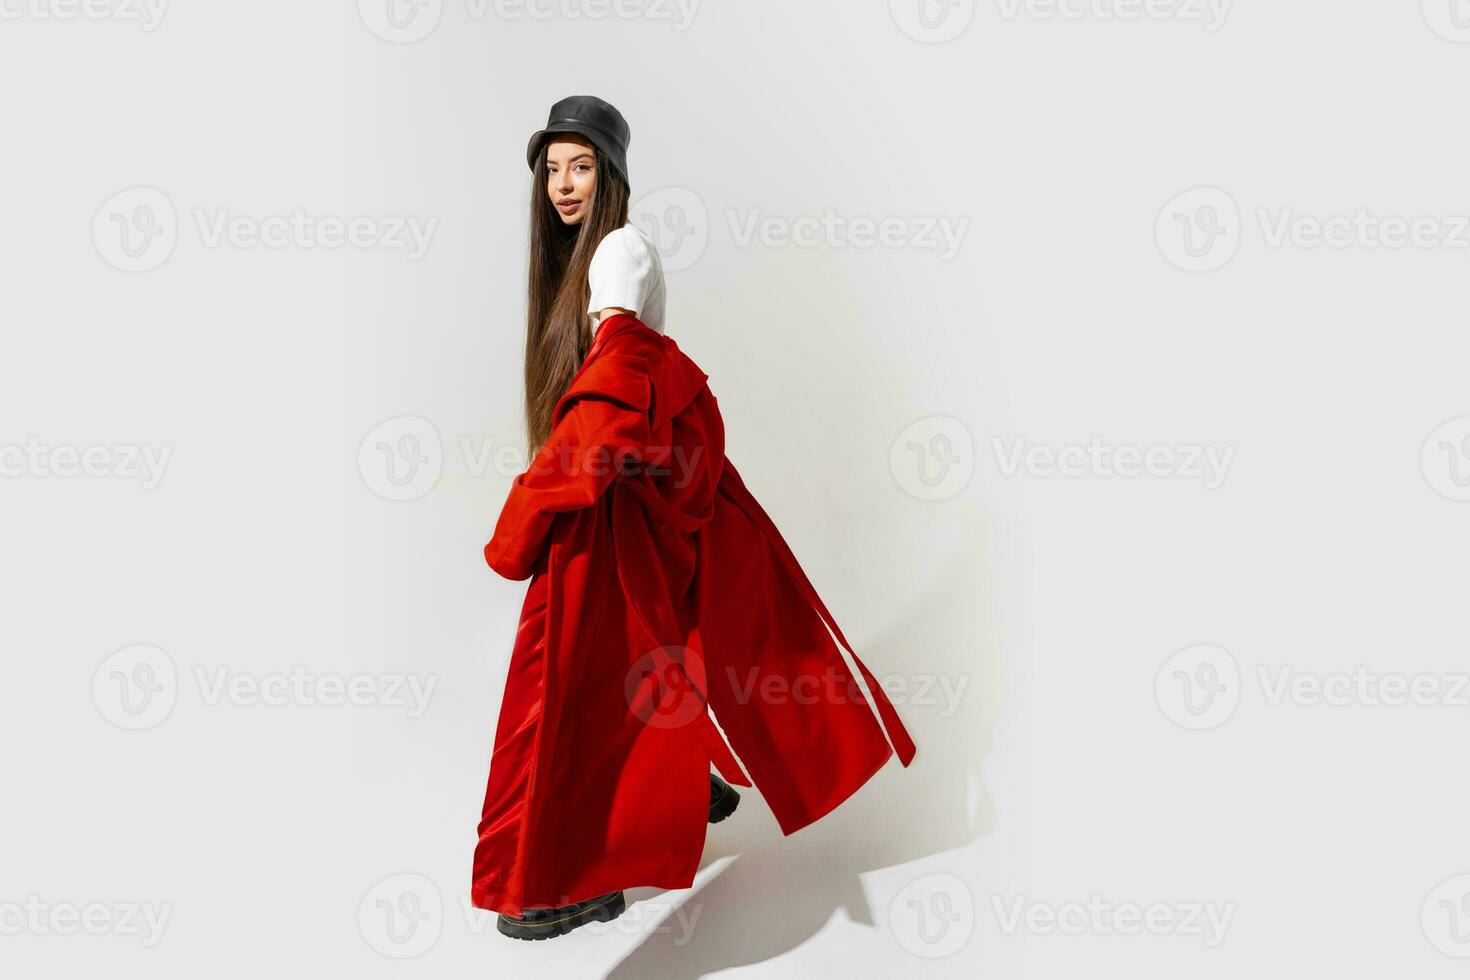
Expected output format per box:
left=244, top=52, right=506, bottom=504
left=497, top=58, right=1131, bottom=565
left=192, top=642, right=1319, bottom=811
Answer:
left=545, top=136, right=597, bottom=226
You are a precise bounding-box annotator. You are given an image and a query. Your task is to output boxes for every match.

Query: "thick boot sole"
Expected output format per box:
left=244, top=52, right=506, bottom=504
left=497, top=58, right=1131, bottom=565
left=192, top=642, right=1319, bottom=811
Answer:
left=496, top=891, right=626, bottom=941
left=709, top=776, right=741, bottom=824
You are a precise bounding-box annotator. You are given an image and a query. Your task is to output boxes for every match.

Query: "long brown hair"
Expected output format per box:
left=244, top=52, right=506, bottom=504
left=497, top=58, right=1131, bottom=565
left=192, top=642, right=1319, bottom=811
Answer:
left=524, top=135, right=630, bottom=452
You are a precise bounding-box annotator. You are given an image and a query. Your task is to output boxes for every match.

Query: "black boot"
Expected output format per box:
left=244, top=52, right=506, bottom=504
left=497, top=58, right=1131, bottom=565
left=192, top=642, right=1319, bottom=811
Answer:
left=709, top=772, right=740, bottom=824
left=496, top=890, right=626, bottom=941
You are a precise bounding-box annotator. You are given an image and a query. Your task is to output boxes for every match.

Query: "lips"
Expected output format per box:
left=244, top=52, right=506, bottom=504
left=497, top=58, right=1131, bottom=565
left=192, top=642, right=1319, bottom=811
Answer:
left=557, top=199, right=581, bottom=211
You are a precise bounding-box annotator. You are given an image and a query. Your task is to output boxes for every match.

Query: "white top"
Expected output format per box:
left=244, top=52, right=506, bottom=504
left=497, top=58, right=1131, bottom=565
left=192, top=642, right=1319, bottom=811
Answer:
left=587, top=221, right=666, bottom=335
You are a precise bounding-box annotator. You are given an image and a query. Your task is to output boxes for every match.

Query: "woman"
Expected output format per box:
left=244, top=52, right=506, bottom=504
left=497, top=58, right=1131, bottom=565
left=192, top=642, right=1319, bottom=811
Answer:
left=473, top=95, right=916, bottom=941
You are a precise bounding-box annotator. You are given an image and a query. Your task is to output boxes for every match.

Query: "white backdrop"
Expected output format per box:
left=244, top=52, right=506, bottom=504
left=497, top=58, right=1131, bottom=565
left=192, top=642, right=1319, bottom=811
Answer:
left=4, top=1, right=1470, bottom=977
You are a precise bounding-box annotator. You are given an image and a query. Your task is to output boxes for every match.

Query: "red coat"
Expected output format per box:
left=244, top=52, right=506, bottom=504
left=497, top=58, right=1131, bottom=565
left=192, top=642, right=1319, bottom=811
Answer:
left=471, top=313, right=916, bottom=914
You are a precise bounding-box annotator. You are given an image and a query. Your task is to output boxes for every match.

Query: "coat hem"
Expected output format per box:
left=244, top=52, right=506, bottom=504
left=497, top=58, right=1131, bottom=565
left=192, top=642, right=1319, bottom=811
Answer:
left=773, top=741, right=896, bottom=838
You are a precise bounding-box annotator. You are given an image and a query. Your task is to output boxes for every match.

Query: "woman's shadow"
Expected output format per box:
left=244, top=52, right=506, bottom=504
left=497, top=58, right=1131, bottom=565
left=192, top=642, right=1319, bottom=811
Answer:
left=603, top=533, right=998, bottom=979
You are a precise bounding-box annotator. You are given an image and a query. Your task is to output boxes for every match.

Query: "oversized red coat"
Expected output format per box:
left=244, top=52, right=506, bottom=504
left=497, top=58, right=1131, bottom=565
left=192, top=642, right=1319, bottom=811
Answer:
left=471, top=313, right=916, bottom=915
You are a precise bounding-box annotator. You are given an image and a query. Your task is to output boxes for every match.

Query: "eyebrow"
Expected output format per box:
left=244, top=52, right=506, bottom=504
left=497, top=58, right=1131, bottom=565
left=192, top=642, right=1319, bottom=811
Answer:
left=548, top=153, right=595, bottom=164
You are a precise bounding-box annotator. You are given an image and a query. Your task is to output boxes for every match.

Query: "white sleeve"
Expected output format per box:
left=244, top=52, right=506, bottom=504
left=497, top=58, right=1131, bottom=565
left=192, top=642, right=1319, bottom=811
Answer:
left=587, top=226, right=655, bottom=318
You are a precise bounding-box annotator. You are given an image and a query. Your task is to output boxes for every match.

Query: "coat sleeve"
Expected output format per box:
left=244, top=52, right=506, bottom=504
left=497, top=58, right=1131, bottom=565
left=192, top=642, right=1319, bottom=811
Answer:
left=484, top=377, right=651, bottom=581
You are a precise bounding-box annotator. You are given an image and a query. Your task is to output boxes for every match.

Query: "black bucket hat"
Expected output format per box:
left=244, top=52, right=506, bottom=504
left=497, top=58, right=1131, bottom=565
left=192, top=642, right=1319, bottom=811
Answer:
left=526, top=95, right=630, bottom=185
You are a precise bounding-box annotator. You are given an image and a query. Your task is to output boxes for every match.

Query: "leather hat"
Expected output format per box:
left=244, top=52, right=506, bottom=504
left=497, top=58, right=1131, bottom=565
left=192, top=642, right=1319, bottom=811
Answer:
left=526, top=95, right=630, bottom=185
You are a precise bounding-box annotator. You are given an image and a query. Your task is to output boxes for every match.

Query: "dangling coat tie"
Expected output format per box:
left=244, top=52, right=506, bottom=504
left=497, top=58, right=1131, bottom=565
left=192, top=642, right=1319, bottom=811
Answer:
left=471, top=313, right=916, bottom=914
